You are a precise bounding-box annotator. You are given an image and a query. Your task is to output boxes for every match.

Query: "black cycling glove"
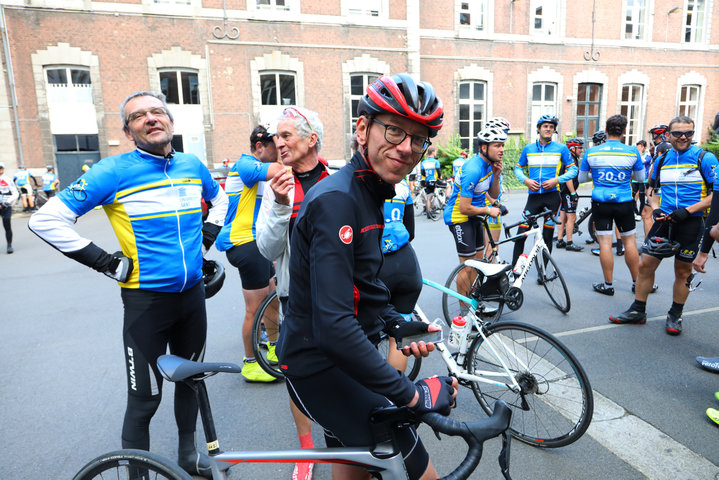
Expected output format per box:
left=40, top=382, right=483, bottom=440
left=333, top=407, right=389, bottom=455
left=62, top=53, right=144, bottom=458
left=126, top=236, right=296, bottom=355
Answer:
left=652, top=209, right=664, bottom=221
left=387, top=320, right=429, bottom=343
left=412, top=376, right=456, bottom=416
left=668, top=207, right=690, bottom=223
left=201, top=222, right=222, bottom=253
left=64, top=242, right=133, bottom=283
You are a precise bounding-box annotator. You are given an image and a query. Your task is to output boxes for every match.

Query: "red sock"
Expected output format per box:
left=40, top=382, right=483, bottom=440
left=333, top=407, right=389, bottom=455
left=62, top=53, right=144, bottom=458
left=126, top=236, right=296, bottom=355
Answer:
left=298, top=432, right=314, bottom=449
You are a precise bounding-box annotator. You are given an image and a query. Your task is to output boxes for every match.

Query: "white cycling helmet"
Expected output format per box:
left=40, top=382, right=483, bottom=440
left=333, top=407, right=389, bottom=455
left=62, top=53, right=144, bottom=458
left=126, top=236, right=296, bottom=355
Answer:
left=477, top=127, right=508, bottom=145
left=485, top=117, right=511, bottom=132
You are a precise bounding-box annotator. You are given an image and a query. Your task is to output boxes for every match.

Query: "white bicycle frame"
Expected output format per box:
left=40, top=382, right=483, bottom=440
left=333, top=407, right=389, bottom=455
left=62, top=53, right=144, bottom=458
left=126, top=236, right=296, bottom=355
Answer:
left=486, top=222, right=549, bottom=289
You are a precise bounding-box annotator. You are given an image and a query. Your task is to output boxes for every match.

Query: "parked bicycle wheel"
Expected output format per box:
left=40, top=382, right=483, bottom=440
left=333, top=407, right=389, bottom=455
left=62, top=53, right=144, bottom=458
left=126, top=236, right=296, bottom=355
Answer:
left=251, top=290, right=283, bottom=379
left=414, top=191, right=426, bottom=216
left=535, top=248, right=571, bottom=313
left=34, top=190, right=50, bottom=208
left=467, top=321, right=593, bottom=448
left=73, top=449, right=192, bottom=480
left=442, top=263, right=504, bottom=326
left=376, top=332, right=422, bottom=381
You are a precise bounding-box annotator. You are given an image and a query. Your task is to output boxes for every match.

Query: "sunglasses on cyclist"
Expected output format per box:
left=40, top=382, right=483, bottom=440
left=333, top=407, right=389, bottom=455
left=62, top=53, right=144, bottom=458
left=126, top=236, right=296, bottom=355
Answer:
left=372, top=119, right=431, bottom=154
left=670, top=130, right=695, bottom=139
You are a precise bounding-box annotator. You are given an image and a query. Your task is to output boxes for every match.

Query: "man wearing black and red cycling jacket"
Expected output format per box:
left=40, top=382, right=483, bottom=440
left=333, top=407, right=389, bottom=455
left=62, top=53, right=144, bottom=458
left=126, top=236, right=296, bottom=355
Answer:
left=277, top=73, right=457, bottom=480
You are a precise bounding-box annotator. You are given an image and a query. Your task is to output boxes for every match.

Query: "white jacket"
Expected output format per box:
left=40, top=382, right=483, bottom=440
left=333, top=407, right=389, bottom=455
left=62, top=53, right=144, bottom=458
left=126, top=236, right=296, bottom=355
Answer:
left=256, top=185, right=293, bottom=298
left=0, top=173, right=19, bottom=206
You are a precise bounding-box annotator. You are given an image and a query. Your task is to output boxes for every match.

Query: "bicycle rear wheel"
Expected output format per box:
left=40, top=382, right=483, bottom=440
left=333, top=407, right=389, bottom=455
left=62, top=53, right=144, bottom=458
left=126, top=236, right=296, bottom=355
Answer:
left=73, top=449, right=192, bottom=480
left=442, top=263, right=504, bottom=326
left=376, top=333, right=422, bottom=381
left=467, top=321, right=593, bottom=448
left=535, top=248, right=570, bottom=313
left=251, top=290, right=284, bottom=379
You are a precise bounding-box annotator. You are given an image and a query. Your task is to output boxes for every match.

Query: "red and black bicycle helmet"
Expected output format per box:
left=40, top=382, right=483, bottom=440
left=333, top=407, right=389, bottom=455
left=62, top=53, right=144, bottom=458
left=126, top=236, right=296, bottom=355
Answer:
left=648, top=124, right=669, bottom=136
left=641, top=236, right=681, bottom=259
left=566, top=137, right=584, bottom=149
left=358, top=73, right=444, bottom=138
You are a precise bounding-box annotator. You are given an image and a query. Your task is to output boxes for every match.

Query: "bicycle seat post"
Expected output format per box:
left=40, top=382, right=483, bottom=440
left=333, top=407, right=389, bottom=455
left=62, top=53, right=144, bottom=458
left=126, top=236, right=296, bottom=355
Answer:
left=190, top=378, right=221, bottom=455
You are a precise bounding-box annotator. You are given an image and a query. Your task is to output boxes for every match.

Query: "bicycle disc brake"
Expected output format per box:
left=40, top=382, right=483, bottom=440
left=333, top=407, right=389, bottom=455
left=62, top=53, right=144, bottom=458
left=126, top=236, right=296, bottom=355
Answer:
left=505, top=287, right=524, bottom=311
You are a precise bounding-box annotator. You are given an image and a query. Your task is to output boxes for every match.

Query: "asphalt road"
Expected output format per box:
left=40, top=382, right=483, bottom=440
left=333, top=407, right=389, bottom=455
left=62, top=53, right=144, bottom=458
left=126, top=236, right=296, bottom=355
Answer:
left=2, top=187, right=719, bottom=479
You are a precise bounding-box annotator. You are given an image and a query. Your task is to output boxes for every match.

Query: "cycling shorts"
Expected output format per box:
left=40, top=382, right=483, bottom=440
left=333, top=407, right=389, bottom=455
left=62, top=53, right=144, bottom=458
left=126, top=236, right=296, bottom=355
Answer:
left=408, top=173, right=418, bottom=182
left=631, top=182, right=645, bottom=197
left=423, top=181, right=436, bottom=194
left=521, top=192, right=561, bottom=224
left=120, top=280, right=207, bottom=397
left=225, top=241, right=276, bottom=290
left=448, top=217, right=484, bottom=257
left=378, top=243, right=422, bottom=314
left=0, top=204, right=11, bottom=219
left=19, top=186, right=31, bottom=195
left=286, top=366, right=430, bottom=480
left=560, top=193, right=579, bottom=214
left=644, top=217, right=703, bottom=263
left=591, top=201, right=636, bottom=236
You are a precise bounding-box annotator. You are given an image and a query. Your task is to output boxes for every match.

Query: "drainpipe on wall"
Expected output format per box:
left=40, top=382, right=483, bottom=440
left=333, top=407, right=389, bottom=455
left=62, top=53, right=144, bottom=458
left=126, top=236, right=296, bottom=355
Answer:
left=0, top=6, right=24, bottom=168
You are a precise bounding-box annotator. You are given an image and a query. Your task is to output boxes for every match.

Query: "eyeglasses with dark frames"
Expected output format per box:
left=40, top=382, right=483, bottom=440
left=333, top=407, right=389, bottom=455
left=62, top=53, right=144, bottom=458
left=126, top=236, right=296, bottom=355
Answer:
left=670, top=130, right=695, bottom=139
left=372, top=119, right=431, bottom=154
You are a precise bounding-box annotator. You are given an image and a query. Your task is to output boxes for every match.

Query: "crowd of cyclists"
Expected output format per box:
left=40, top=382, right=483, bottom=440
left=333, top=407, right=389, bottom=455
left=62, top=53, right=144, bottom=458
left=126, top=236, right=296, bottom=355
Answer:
left=13, top=71, right=719, bottom=480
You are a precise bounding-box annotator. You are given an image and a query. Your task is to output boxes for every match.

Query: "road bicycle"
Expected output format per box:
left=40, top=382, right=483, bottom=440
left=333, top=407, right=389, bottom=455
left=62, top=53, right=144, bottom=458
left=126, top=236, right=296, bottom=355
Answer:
left=413, top=180, right=447, bottom=221
left=572, top=195, right=596, bottom=244
left=251, top=289, right=421, bottom=380
left=72, top=354, right=513, bottom=480
left=443, top=209, right=570, bottom=325
left=419, top=277, right=593, bottom=448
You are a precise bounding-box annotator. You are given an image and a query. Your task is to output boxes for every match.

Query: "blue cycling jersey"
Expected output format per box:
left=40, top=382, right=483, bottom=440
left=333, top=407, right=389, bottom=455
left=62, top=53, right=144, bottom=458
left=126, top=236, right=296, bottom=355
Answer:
left=515, top=141, right=576, bottom=194
left=14, top=169, right=30, bottom=186
left=382, top=179, right=412, bottom=253
left=57, top=149, right=220, bottom=292
left=452, top=158, right=466, bottom=181
left=580, top=140, right=644, bottom=203
left=652, top=145, right=718, bottom=216
left=443, top=154, right=497, bottom=225
left=215, top=154, right=270, bottom=250
left=421, top=158, right=441, bottom=182
left=41, top=172, right=57, bottom=191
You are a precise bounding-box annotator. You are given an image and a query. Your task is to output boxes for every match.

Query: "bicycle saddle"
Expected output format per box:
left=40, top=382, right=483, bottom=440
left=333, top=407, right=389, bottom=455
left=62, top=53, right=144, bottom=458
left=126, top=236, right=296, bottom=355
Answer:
left=157, top=354, right=242, bottom=382
left=464, top=259, right=512, bottom=277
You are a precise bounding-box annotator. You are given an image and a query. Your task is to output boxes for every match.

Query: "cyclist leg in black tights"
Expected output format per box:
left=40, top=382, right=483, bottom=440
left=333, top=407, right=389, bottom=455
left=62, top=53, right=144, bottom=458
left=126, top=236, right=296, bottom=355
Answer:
left=1, top=206, right=11, bottom=248
left=512, top=192, right=561, bottom=266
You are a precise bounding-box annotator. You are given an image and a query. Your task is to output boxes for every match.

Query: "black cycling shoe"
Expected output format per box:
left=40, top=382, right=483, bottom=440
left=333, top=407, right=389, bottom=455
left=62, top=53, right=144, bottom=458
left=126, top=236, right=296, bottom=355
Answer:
left=665, top=312, right=683, bottom=336
left=609, top=309, right=647, bottom=325
left=565, top=242, right=583, bottom=252
left=178, top=451, right=212, bottom=479
left=556, top=239, right=566, bottom=248
left=592, top=282, right=614, bottom=296
left=632, top=283, right=658, bottom=294
left=696, top=356, right=719, bottom=374
left=616, top=246, right=625, bottom=256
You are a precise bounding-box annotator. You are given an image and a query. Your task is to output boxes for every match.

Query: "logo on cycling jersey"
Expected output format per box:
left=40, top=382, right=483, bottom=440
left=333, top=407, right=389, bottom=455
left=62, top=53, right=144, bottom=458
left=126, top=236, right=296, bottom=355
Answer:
left=339, top=225, right=353, bottom=244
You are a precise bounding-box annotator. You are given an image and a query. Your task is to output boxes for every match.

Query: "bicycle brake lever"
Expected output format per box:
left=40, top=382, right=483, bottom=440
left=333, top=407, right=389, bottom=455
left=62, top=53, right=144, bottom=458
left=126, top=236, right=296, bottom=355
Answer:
left=499, top=431, right=512, bottom=480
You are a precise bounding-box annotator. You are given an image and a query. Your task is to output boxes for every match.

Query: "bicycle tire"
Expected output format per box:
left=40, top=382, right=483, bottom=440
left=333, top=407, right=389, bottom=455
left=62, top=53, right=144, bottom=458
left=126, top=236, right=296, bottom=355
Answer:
left=251, top=290, right=284, bottom=379
left=35, top=190, right=49, bottom=208
left=442, top=263, right=504, bottom=326
left=467, top=321, right=593, bottom=448
left=414, top=192, right=426, bottom=216
left=535, top=248, right=571, bottom=313
left=73, top=449, right=193, bottom=480
left=376, top=333, right=422, bottom=381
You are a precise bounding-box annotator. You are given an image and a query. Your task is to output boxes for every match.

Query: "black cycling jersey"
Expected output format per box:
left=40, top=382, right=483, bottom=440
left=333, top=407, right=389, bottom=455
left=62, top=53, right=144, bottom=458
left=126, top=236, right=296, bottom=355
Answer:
left=278, top=151, right=416, bottom=406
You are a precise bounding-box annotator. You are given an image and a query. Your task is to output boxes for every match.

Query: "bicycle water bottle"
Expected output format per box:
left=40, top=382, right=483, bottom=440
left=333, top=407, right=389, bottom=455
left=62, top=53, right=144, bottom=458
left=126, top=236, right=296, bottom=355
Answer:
left=450, top=316, right=469, bottom=350
left=514, top=253, right=529, bottom=275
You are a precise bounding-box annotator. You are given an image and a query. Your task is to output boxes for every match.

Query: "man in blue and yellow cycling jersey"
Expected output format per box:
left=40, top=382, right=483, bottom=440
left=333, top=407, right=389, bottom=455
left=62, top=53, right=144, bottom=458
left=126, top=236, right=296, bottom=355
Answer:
left=512, top=114, right=577, bottom=272
left=578, top=115, right=645, bottom=296
left=444, top=127, right=503, bottom=264
left=29, top=91, right=228, bottom=478
left=13, top=165, right=35, bottom=212
left=216, top=125, right=285, bottom=383
left=40, top=165, right=60, bottom=198
left=611, top=115, right=717, bottom=336
left=420, top=145, right=441, bottom=216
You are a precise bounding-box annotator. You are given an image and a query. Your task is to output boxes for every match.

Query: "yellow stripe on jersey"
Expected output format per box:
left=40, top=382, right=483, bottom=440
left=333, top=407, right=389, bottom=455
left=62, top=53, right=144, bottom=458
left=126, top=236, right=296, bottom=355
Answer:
left=103, top=202, right=140, bottom=289
left=131, top=209, right=202, bottom=221
left=229, top=184, right=261, bottom=246
left=116, top=178, right=202, bottom=199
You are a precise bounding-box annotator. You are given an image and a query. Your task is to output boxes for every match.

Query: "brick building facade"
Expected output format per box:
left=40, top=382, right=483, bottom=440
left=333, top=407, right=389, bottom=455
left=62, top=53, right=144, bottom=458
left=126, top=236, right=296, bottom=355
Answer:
left=0, top=0, right=716, bottom=185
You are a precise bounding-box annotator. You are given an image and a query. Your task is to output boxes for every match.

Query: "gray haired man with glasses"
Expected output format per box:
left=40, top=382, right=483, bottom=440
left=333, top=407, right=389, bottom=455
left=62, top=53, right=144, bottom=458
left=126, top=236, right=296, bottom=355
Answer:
left=29, top=91, right=228, bottom=478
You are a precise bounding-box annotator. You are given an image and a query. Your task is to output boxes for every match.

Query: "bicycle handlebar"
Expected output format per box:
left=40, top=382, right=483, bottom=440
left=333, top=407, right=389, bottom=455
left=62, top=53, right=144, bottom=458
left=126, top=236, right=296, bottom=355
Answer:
left=423, top=401, right=512, bottom=480
left=503, top=208, right=560, bottom=236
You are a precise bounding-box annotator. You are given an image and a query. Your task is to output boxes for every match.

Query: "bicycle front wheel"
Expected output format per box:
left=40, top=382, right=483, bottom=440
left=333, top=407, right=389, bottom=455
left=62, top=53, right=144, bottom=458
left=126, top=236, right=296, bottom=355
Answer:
left=73, top=449, right=193, bottom=480
left=442, top=263, right=503, bottom=326
left=251, top=290, right=284, bottom=379
left=414, top=193, right=426, bottom=216
left=467, top=321, right=593, bottom=448
left=535, top=248, right=570, bottom=313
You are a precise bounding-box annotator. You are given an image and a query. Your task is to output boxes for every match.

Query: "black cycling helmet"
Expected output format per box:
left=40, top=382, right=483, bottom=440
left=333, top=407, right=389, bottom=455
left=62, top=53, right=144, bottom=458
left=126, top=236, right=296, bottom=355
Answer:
left=202, top=259, right=225, bottom=299
left=537, top=114, right=559, bottom=127
left=648, top=124, right=669, bottom=136
left=641, top=236, right=681, bottom=259
left=592, top=130, right=607, bottom=145
left=358, top=73, right=444, bottom=137
left=566, top=137, right=584, bottom=149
